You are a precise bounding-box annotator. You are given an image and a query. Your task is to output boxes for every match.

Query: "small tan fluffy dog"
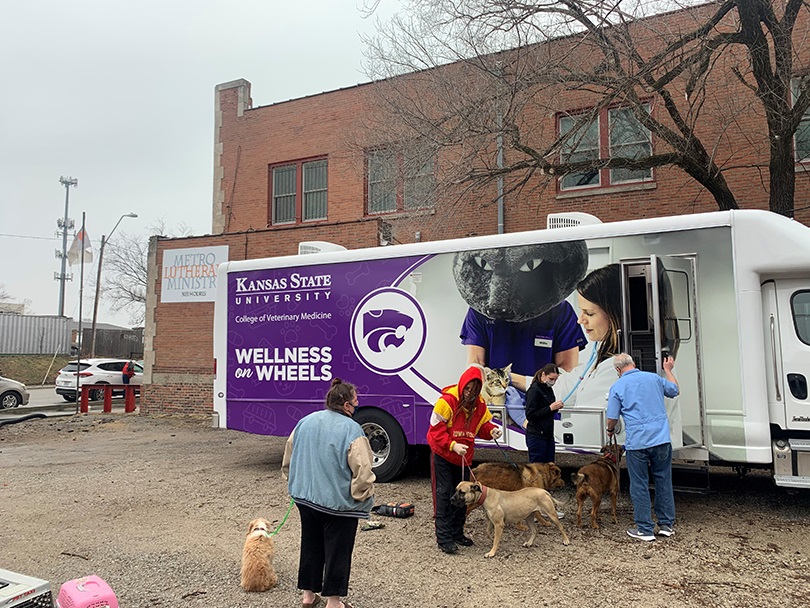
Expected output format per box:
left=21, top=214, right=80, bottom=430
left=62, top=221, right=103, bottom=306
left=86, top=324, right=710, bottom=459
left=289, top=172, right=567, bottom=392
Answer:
left=240, top=518, right=278, bottom=592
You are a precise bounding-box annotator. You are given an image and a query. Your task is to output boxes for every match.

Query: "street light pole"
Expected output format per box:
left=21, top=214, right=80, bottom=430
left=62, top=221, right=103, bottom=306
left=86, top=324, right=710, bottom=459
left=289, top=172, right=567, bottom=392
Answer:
left=89, top=212, right=138, bottom=358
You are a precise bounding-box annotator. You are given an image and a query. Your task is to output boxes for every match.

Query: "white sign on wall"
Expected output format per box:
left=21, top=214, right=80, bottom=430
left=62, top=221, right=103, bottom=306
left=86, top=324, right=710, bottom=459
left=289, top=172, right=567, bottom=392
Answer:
left=161, top=245, right=229, bottom=303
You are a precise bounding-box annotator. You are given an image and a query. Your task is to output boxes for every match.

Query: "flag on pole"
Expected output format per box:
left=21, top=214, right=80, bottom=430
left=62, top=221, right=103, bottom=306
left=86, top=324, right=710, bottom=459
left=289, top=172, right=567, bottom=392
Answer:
left=67, top=227, right=93, bottom=266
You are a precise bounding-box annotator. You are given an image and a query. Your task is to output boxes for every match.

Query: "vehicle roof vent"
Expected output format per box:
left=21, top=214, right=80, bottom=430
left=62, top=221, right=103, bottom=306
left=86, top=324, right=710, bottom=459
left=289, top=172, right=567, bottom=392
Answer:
left=297, top=241, right=348, bottom=255
left=546, top=212, right=602, bottom=229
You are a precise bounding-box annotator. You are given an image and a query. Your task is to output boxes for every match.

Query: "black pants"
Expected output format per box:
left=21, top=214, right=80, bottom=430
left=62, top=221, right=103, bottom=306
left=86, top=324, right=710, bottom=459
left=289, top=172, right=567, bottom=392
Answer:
left=431, top=452, right=470, bottom=545
left=526, top=433, right=555, bottom=463
left=296, top=503, right=358, bottom=597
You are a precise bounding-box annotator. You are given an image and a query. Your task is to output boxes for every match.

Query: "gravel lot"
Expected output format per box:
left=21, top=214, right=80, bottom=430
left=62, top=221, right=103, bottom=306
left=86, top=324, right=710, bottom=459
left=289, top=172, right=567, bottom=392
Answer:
left=2, top=412, right=809, bottom=608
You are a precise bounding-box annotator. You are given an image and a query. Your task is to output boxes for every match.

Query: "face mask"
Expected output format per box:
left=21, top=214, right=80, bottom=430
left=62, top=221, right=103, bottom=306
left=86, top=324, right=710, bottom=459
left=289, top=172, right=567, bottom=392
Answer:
left=545, top=379, right=557, bottom=387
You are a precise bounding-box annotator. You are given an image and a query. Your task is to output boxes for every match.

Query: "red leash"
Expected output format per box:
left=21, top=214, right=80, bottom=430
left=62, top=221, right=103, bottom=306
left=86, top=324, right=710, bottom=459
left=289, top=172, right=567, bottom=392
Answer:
left=462, top=453, right=477, bottom=483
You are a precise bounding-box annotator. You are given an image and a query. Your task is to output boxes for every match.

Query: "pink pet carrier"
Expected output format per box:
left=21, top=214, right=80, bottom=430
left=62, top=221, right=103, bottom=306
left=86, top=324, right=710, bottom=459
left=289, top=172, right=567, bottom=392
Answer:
left=56, top=575, right=118, bottom=608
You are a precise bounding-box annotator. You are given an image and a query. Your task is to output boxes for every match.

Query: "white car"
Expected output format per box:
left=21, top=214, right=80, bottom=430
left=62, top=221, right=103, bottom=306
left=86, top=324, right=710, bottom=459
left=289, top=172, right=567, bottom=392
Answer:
left=0, top=376, right=30, bottom=409
left=55, top=358, right=143, bottom=402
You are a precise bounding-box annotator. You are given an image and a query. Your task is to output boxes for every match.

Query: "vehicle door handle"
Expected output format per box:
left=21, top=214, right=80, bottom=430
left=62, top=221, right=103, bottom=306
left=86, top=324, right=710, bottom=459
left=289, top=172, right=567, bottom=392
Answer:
left=787, top=373, right=808, bottom=400
left=770, top=315, right=781, bottom=401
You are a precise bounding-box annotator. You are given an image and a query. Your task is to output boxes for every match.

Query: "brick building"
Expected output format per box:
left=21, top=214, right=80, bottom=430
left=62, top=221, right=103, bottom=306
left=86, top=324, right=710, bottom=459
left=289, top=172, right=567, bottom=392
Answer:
left=142, top=3, right=810, bottom=416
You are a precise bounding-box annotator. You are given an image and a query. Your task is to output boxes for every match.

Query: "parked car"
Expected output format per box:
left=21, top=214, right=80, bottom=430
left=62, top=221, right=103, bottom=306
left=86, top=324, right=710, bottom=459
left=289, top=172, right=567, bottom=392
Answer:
left=0, top=376, right=30, bottom=409
left=55, top=359, right=143, bottom=402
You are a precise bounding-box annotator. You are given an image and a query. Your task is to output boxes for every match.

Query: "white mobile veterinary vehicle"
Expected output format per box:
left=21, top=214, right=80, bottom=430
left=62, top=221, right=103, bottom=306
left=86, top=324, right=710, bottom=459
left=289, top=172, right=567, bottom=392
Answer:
left=214, top=210, right=810, bottom=488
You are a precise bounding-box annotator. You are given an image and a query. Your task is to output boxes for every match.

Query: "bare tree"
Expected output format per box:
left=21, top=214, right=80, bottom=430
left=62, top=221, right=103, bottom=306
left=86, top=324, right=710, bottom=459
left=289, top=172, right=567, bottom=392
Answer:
left=363, top=0, right=810, bottom=217
left=103, top=221, right=191, bottom=326
left=0, top=283, right=31, bottom=313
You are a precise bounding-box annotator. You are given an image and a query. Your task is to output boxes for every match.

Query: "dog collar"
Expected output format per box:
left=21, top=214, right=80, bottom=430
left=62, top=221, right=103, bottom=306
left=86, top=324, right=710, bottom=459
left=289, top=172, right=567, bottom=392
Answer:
left=603, top=451, right=617, bottom=463
left=475, top=485, right=488, bottom=507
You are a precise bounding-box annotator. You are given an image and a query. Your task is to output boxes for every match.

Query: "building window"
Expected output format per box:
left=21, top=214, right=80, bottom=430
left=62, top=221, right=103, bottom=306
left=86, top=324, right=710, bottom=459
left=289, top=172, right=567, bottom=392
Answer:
left=793, top=80, right=810, bottom=162
left=270, top=158, right=328, bottom=225
left=403, top=148, right=435, bottom=210
left=303, top=160, right=328, bottom=221
left=559, top=116, right=600, bottom=190
left=368, top=149, right=398, bottom=213
left=367, top=146, right=436, bottom=214
left=609, top=107, right=653, bottom=183
left=558, top=105, right=652, bottom=191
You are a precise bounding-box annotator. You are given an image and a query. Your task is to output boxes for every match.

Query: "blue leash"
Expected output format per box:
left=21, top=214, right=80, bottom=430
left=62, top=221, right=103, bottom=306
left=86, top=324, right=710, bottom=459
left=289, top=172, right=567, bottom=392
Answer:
left=559, top=342, right=599, bottom=404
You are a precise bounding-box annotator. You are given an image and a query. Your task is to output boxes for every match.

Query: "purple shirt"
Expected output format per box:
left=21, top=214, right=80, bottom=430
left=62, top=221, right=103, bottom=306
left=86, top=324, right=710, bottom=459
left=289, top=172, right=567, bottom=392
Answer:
left=459, top=300, right=586, bottom=377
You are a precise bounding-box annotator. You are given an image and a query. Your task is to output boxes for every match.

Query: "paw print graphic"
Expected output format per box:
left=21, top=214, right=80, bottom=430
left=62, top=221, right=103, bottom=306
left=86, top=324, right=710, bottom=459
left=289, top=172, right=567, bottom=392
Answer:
left=280, top=321, right=299, bottom=344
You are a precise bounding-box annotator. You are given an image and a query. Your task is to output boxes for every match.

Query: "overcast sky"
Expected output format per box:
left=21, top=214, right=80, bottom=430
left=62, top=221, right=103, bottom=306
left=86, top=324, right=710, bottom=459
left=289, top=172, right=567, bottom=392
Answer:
left=0, top=0, right=396, bottom=327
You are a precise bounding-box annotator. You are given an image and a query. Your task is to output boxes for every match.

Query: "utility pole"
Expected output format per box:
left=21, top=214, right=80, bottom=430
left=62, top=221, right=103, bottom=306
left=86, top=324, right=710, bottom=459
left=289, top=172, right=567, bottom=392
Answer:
left=56, top=176, right=78, bottom=316
left=89, top=212, right=137, bottom=357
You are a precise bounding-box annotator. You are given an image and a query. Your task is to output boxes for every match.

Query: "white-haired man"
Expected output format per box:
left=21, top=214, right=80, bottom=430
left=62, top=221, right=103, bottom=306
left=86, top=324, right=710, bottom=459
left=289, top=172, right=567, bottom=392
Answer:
left=607, top=353, right=679, bottom=542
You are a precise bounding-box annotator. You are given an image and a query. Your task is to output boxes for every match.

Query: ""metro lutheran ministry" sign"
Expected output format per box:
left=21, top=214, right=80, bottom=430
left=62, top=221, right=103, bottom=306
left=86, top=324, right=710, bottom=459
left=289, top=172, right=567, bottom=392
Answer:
left=161, top=245, right=229, bottom=303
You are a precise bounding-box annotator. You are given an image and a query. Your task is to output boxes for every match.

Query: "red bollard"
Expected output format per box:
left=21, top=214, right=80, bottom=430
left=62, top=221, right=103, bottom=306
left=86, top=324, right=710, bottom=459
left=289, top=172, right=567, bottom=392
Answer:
left=125, top=386, right=136, bottom=413
left=103, top=386, right=113, bottom=413
left=80, top=386, right=90, bottom=413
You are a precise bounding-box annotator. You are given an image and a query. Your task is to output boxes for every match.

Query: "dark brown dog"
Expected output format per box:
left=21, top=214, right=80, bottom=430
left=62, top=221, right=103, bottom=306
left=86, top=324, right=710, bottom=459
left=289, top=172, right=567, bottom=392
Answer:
left=571, top=443, right=625, bottom=529
left=471, top=462, right=565, bottom=493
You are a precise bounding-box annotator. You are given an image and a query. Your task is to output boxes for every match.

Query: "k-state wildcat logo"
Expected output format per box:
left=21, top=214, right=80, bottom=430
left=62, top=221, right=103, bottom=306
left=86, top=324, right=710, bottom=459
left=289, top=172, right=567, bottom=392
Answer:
left=363, top=309, right=413, bottom=352
left=351, top=288, right=426, bottom=374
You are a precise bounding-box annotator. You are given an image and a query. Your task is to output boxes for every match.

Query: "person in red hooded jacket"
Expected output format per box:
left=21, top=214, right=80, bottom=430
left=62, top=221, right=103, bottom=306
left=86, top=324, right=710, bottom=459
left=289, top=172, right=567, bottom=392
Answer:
left=427, top=364, right=502, bottom=554
left=122, top=360, right=136, bottom=385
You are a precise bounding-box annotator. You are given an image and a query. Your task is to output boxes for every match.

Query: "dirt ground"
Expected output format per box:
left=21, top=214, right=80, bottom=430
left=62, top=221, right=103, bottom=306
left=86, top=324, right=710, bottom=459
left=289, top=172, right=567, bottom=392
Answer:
left=2, top=412, right=809, bottom=608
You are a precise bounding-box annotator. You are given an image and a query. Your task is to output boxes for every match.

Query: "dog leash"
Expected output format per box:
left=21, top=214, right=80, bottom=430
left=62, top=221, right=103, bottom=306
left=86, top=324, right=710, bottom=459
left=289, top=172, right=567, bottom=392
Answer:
left=492, top=436, right=521, bottom=470
left=462, top=454, right=478, bottom=483
left=607, top=434, right=622, bottom=503
left=266, top=498, right=295, bottom=537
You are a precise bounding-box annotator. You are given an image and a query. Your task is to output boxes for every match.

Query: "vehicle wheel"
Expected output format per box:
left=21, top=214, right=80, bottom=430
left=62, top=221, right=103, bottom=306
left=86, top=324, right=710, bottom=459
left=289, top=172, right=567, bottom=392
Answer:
left=62, top=395, right=76, bottom=402
left=0, top=391, right=21, bottom=409
left=353, top=408, right=408, bottom=483
left=88, top=385, right=107, bottom=401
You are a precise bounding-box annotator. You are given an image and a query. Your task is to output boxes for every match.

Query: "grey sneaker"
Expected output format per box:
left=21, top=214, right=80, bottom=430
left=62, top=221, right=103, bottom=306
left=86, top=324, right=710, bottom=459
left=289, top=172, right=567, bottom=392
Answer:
left=556, top=511, right=565, bottom=520
left=657, top=524, right=674, bottom=537
left=626, top=527, right=655, bottom=542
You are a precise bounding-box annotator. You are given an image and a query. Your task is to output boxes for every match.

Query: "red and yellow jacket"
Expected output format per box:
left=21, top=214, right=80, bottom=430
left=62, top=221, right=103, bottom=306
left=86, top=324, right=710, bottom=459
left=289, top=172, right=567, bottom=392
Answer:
left=426, top=365, right=498, bottom=466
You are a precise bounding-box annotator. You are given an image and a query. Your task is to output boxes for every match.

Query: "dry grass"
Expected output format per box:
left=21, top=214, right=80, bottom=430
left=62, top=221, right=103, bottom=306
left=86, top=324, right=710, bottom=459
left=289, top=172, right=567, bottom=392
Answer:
left=0, top=354, right=72, bottom=385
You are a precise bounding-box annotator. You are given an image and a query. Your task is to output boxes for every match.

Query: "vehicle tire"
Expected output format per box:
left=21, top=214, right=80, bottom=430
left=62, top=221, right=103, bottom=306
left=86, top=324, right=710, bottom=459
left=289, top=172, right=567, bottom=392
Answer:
left=0, top=391, right=22, bottom=409
left=88, top=385, right=108, bottom=402
left=353, top=408, right=408, bottom=483
left=62, top=395, right=76, bottom=402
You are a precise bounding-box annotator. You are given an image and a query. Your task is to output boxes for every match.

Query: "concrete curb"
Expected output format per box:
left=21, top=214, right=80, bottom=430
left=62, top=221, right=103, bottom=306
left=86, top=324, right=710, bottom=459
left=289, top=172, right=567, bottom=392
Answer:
left=1, top=401, right=139, bottom=421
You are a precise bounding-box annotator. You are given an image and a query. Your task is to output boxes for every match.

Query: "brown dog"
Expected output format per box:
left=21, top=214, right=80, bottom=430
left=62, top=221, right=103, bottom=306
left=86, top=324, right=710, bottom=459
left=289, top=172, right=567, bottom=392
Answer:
left=571, top=443, right=625, bottom=529
left=451, top=481, right=570, bottom=557
left=240, top=518, right=278, bottom=592
left=471, top=461, right=565, bottom=492
left=467, top=462, right=565, bottom=528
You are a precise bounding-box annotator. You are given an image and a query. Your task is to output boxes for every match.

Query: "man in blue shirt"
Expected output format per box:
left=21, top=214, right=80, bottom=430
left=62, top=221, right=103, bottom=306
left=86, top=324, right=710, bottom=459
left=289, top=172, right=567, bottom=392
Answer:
left=607, top=353, right=679, bottom=542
